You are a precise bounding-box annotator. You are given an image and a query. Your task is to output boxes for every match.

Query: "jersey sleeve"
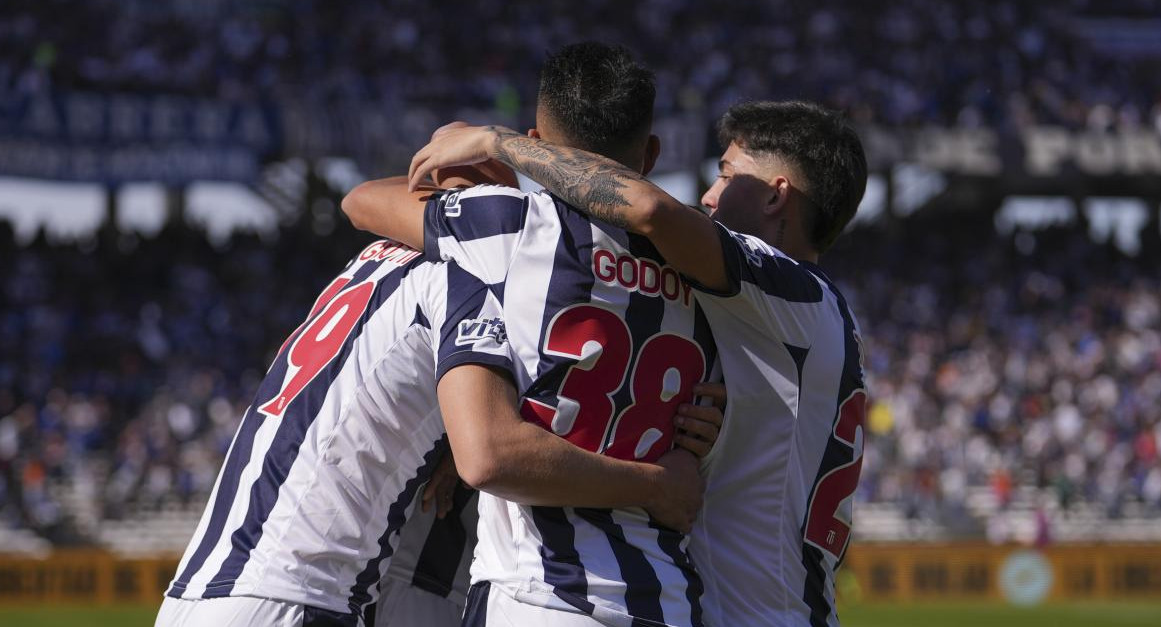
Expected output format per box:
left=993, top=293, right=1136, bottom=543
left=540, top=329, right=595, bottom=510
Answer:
left=685, top=222, right=826, bottom=345
left=423, top=185, right=529, bottom=285
left=431, top=262, right=514, bottom=382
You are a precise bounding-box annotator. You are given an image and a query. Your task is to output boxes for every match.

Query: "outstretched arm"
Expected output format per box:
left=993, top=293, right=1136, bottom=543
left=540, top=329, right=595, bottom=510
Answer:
left=408, top=125, right=730, bottom=291
left=341, top=176, right=433, bottom=250
left=341, top=123, right=518, bottom=249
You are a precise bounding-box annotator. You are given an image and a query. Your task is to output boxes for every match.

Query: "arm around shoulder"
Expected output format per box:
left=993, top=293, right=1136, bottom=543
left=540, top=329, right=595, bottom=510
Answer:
left=340, top=176, right=434, bottom=250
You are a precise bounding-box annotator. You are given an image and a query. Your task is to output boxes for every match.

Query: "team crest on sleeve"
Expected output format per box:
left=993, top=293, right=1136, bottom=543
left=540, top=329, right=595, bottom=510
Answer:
left=442, top=191, right=463, bottom=217
left=731, top=231, right=772, bottom=267
left=456, top=317, right=508, bottom=349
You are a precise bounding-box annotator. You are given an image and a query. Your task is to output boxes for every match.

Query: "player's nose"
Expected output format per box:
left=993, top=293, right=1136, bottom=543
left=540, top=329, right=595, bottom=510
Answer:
left=701, top=184, right=719, bottom=211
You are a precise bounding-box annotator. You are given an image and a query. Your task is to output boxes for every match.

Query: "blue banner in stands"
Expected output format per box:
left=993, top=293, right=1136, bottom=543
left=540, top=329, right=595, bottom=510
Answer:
left=0, top=91, right=279, bottom=183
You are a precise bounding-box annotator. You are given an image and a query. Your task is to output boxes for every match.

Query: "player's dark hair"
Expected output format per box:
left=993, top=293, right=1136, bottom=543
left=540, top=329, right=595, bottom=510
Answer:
left=718, top=101, right=867, bottom=253
left=538, top=42, right=655, bottom=157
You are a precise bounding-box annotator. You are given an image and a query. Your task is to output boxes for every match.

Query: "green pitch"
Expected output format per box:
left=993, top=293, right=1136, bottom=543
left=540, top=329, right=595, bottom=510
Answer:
left=1, top=602, right=1159, bottom=626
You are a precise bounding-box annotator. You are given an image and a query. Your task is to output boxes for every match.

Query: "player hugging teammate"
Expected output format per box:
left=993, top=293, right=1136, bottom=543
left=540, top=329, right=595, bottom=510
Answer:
left=158, top=41, right=867, bottom=627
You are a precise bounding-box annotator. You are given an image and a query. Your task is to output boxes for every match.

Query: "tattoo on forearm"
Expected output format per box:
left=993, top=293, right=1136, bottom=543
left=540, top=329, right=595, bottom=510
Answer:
left=488, top=126, right=656, bottom=230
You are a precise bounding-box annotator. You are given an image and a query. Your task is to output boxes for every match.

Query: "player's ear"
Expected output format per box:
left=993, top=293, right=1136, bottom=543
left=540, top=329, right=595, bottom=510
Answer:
left=528, top=128, right=540, bottom=139
left=641, top=134, right=661, bottom=176
left=764, top=178, right=790, bottom=216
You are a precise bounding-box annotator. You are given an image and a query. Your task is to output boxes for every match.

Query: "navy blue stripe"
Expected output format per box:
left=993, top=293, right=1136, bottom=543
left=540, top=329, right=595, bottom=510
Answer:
left=524, top=201, right=601, bottom=614
left=574, top=508, right=664, bottom=624
left=692, top=222, right=824, bottom=303
left=603, top=232, right=706, bottom=625
left=462, top=581, right=492, bottom=627
left=423, top=189, right=528, bottom=260
left=691, top=303, right=719, bottom=389
left=303, top=605, right=358, bottom=627
left=168, top=253, right=397, bottom=595
left=799, top=268, right=865, bottom=627
left=167, top=403, right=264, bottom=596
left=203, top=257, right=423, bottom=595
left=521, top=200, right=597, bottom=415
left=530, top=506, right=596, bottom=614
left=410, top=485, right=475, bottom=598
left=436, top=262, right=513, bottom=381
left=606, top=233, right=666, bottom=443
left=346, top=436, right=450, bottom=614
left=650, top=521, right=705, bottom=627
left=412, top=303, right=430, bottom=329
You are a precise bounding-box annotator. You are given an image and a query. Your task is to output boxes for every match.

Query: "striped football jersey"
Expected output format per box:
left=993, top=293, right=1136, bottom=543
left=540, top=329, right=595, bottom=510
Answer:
left=686, top=223, right=867, bottom=627
left=422, top=185, right=720, bottom=627
left=165, top=240, right=511, bottom=619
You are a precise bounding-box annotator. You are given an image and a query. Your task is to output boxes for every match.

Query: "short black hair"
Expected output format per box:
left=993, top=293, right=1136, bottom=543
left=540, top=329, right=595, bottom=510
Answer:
left=718, top=101, right=867, bottom=253
left=538, top=42, right=655, bottom=156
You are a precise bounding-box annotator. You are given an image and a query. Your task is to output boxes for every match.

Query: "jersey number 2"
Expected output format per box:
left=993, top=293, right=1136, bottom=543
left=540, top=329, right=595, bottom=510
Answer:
left=259, top=277, right=375, bottom=419
left=804, top=389, right=867, bottom=560
left=520, top=304, right=706, bottom=463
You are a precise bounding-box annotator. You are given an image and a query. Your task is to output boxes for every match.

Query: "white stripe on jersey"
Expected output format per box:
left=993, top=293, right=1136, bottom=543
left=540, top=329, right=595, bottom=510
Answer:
left=167, top=242, right=511, bottom=617
left=687, top=223, right=867, bottom=627
left=424, top=187, right=716, bottom=627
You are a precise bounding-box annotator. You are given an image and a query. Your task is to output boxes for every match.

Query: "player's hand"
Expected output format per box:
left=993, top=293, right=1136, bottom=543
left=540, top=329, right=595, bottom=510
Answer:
left=429, top=123, right=520, bottom=189
left=409, top=125, right=511, bottom=191
left=646, top=449, right=705, bottom=533
left=673, top=383, right=727, bottom=458
left=422, top=450, right=461, bottom=519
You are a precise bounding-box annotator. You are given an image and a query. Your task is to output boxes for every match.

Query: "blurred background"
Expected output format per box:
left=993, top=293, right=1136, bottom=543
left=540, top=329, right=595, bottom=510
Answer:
left=1, top=0, right=1160, bottom=625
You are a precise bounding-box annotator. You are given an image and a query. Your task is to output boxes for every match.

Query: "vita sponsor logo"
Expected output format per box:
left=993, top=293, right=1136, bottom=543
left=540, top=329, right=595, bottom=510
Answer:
left=456, top=316, right=507, bottom=347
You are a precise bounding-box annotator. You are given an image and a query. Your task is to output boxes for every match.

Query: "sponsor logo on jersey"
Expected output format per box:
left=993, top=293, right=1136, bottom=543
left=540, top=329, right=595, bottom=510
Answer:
left=456, top=317, right=507, bottom=347
left=731, top=231, right=773, bottom=268
left=592, top=248, right=694, bottom=306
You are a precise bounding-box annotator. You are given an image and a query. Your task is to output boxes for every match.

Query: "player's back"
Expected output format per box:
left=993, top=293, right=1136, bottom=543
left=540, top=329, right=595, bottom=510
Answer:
left=424, top=186, right=719, bottom=627
left=686, top=226, right=867, bottom=627
left=166, top=241, right=509, bottom=618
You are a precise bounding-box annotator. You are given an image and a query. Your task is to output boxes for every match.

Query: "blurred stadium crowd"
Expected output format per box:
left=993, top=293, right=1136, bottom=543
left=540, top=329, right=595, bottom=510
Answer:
left=2, top=0, right=1161, bottom=549
left=2, top=0, right=1160, bottom=129
left=2, top=215, right=1159, bottom=547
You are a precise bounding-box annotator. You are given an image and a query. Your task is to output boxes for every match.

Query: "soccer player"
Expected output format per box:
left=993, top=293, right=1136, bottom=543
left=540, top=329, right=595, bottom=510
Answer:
left=155, top=233, right=722, bottom=626
left=401, top=101, right=870, bottom=626
left=343, top=43, right=721, bottom=626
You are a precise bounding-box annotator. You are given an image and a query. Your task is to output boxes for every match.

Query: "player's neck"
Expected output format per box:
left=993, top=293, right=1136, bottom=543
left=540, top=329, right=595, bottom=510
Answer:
left=759, top=220, right=818, bottom=264
left=778, top=240, right=819, bottom=264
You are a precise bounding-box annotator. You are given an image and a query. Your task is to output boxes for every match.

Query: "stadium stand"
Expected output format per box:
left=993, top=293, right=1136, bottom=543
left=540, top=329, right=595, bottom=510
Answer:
left=2, top=0, right=1160, bottom=128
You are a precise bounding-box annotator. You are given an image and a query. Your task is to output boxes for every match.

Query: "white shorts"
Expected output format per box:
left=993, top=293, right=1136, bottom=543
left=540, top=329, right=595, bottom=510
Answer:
left=372, top=579, right=463, bottom=627
left=461, top=582, right=604, bottom=626
left=156, top=596, right=361, bottom=627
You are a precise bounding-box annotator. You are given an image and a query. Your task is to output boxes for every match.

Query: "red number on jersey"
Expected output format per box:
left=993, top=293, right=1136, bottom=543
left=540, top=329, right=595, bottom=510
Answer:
left=803, top=389, right=867, bottom=560
left=520, top=304, right=706, bottom=462
left=605, top=333, right=706, bottom=460
left=274, top=276, right=352, bottom=356
left=259, top=281, right=376, bottom=419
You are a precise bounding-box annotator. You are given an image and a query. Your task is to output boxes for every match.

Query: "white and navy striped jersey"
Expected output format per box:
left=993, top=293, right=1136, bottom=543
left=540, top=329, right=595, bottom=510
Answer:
left=422, top=185, right=720, bottom=627
left=686, top=224, right=867, bottom=627
left=165, top=240, right=511, bottom=619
